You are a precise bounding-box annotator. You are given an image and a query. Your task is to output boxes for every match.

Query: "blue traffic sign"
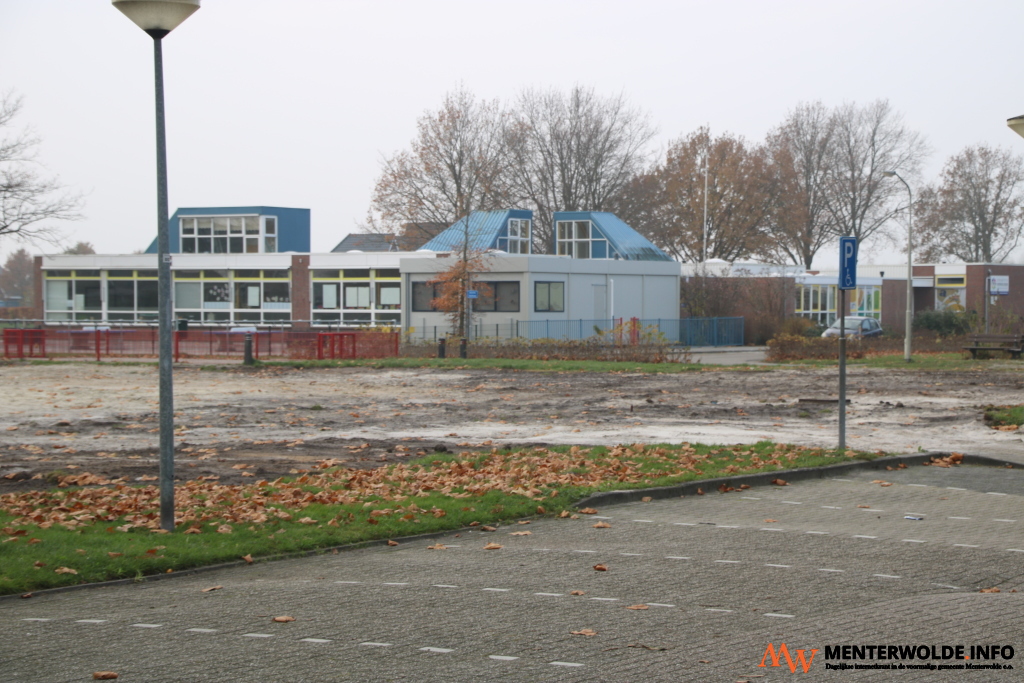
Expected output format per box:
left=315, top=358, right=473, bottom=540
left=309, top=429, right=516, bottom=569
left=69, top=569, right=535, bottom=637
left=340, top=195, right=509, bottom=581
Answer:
left=466, top=290, right=479, bottom=299
left=839, top=237, right=858, bottom=290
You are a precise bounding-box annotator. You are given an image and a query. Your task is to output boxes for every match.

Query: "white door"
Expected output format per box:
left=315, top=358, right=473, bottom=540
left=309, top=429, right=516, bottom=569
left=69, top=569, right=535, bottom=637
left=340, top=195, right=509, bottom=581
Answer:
left=593, top=284, right=607, bottom=320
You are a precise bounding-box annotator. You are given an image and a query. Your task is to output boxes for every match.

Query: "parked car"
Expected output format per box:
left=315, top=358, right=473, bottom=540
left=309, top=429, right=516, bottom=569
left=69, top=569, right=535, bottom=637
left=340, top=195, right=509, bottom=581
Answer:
left=821, top=316, right=883, bottom=338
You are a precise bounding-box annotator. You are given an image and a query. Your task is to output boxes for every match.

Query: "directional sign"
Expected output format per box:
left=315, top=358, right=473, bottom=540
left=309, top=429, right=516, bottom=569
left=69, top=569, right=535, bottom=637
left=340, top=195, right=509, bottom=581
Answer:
left=989, top=275, right=1009, bottom=296
left=839, top=237, right=858, bottom=290
left=466, top=290, right=479, bottom=299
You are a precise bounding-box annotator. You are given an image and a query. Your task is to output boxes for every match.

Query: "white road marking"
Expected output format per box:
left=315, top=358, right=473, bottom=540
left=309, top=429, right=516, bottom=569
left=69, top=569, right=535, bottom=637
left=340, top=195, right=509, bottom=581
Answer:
left=574, top=550, right=597, bottom=554
left=534, top=593, right=563, bottom=597
left=781, top=501, right=802, bottom=505
left=907, top=484, right=928, bottom=487
left=186, top=628, right=218, bottom=633
left=853, top=535, right=877, bottom=539
left=359, top=642, right=393, bottom=647
left=932, top=583, right=960, bottom=589
left=717, top=525, right=740, bottom=529
left=21, top=618, right=50, bottom=622
left=873, top=574, right=901, bottom=579
left=765, top=564, right=791, bottom=568
left=819, top=568, right=844, bottom=573
left=433, top=584, right=459, bottom=588
left=948, top=517, right=971, bottom=520
left=715, top=560, right=741, bottom=564
left=620, top=552, right=643, bottom=556
left=665, top=556, right=691, bottom=560
left=821, top=506, right=841, bottom=509
left=673, top=522, right=697, bottom=526
left=1006, top=549, right=1024, bottom=553
left=592, top=516, right=613, bottom=520
left=76, top=620, right=108, bottom=624
left=760, top=528, right=785, bottom=532
left=550, top=662, right=584, bottom=667
left=420, top=647, right=454, bottom=653
left=994, top=519, right=1017, bottom=523
left=489, top=655, right=519, bottom=661
left=953, top=544, right=979, bottom=548
left=858, top=509, right=884, bottom=512
left=902, top=539, right=926, bottom=543
left=741, top=496, right=761, bottom=500
left=482, top=588, right=510, bottom=592
left=987, top=492, right=1008, bottom=496
left=242, top=633, right=273, bottom=638
left=632, top=520, right=655, bottom=523
left=646, top=603, right=675, bottom=607
left=946, top=487, right=966, bottom=491
left=832, top=478, right=852, bottom=482
left=335, top=581, right=362, bottom=584
left=591, top=597, right=619, bottom=601
left=132, top=624, right=162, bottom=628
left=805, top=531, right=829, bottom=535
left=301, top=638, right=332, bottom=643
left=764, top=613, right=795, bottom=618
left=382, top=582, right=409, bottom=586
left=705, top=608, right=733, bottom=613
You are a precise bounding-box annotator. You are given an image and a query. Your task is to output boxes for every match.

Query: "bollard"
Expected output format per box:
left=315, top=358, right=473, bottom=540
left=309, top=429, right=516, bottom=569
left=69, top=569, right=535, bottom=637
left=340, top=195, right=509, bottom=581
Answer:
left=438, top=337, right=446, bottom=359
left=243, top=333, right=254, bottom=366
left=459, top=337, right=467, bottom=359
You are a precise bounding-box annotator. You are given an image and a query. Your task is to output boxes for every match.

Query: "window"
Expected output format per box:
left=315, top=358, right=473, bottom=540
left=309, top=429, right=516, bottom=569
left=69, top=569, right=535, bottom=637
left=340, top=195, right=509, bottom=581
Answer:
left=412, top=282, right=437, bottom=311
left=174, top=282, right=201, bottom=309
left=235, top=283, right=262, bottom=310
left=180, top=215, right=274, bottom=254
left=203, top=282, right=231, bottom=309
left=313, top=282, right=340, bottom=309
left=137, top=281, right=158, bottom=310
left=534, top=282, right=564, bottom=312
left=343, top=269, right=370, bottom=278
left=312, top=269, right=340, bottom=279
left=554, top=220, right=615, bottom=259
left=376, top=283, right=401, bottom=309
left=263, top=283, right=290, bottom=309
left=473, top=282, right=520, bottom=312
left=344, top=283, right=370, bottom=309
left=503, top=219, right=531, bottom=254
left=108, top=281, right=135, bottom=310
left=374, top=269, right=400, bottom=279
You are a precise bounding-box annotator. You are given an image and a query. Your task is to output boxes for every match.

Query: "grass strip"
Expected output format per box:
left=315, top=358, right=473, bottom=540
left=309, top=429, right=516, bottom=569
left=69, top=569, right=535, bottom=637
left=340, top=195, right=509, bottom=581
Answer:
left=0, top=441, right=878, bottom=596
left=984, top=404, right=1024, bottom=429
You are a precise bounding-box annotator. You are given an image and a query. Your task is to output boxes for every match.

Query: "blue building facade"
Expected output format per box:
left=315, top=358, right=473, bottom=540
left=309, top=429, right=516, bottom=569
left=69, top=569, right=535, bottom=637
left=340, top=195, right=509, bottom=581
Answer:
left=144, top=206, right=310, bottom=255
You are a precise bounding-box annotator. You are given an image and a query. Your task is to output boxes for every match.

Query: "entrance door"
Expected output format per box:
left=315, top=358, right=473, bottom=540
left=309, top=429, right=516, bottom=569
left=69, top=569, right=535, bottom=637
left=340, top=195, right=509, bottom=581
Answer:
left=593, top=284, right=607, bottom=320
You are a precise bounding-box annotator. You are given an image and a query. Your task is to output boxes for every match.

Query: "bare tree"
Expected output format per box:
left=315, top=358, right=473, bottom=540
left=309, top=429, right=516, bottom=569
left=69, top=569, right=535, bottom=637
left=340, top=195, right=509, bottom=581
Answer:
left=762, top=102, right=838, bottom=269
left=505, top=86, right=656, bottom=251
left=621, top=127, right=775, bottom=262
left=0, top=247, right=34, bottom=307
left=823, top=100, right=928, bottom=244
left=915, top=144, right=1024, bottom=263
left=63, top=241, right=96, bottom=255
left=368, top=87, right=511, bottom=245
left=0, top=92, right=83, bottom=243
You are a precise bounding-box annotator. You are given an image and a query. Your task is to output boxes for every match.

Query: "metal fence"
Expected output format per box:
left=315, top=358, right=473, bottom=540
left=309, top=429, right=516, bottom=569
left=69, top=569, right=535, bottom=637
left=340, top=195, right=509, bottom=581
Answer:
left=407, top=317, right=744, bottom=346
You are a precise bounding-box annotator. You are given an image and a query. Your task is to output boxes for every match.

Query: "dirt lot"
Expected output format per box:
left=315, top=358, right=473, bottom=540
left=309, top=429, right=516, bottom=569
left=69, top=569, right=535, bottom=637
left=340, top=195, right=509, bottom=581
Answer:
left=1, top=361, right=1022, bottom=491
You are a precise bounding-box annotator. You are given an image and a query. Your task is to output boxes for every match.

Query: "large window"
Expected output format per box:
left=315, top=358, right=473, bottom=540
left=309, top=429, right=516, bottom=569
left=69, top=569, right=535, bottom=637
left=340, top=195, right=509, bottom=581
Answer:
left=180, top=215, right=275, bottom=254
left=555, top=220, right=617, bottom=259
left=534, top=281, right=565, bottom=312
left=311, top=268, right=403, bottom=325
left=501, top=219, right=531, bottom=254
left=412, top=282, right=438, bottom=312
left=474, top=282, right=520, bottom=312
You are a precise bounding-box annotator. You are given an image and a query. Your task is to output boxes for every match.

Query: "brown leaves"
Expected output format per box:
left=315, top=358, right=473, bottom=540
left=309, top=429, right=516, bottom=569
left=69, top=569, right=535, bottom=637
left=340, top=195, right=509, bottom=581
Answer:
left=640, top=496, right=653, bottom=503
left=509, top=531, right=531, bottom=536
left=625, top=604, right=649, bottom=610
left=592, top=521, right=611, bottom=529
left=483, top=542, right=503, bottom=550
left=54, top=567, right=77, bottom=575
left=272, top=616, right=296, bottom=623
left=571, top=629, right=597, bottom=636
left=241, top=554, right=253, bottom=564
left=856, top=505, right=871, bottom=509
left=770, top=478, right=788, bottom=486
left=579, top=508, right=598, bottom=514
left=980, top=587, right=1001, bottom=593
left=92, top=673, right=118, bottom=680
left=569, top=590, right=585, bottom=596
left=763, top=519, right=778, bottom=523
left=925, top=453, right=964, bottom=468
left=426, top=543, right=447, bottom=550
left=386, top=540, right=399, bottom=547
left=480, top=525, right=497, bottom=532
left=216, top=524, right=233, bottom=534
left=593, top=564, right=608, bottom=571
left=201, top=586, right=223, bottom=593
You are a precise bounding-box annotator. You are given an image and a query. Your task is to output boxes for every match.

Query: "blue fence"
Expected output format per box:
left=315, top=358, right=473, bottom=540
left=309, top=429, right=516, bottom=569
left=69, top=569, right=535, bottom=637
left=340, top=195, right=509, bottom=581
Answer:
left=408, top=317, right=744, bottom=347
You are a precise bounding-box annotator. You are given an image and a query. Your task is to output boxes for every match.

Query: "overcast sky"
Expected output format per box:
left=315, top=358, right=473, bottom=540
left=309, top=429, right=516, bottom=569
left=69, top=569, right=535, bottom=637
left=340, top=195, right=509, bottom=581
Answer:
left=3, top=0, right=1023, bottom=267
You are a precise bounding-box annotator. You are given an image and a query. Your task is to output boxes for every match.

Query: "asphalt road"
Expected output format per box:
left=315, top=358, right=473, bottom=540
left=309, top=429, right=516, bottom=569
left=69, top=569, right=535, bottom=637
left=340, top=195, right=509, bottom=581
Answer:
left=3, top=464, right=1024, bottom=682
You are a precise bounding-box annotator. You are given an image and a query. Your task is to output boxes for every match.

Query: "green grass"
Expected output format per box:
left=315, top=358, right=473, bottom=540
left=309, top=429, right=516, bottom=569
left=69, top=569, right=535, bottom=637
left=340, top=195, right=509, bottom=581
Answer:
left=985, top=404, right=1024, bottom=428
left=776, top=352, right=1024, bottom=372
left=0, top=441, right=877, bottom=596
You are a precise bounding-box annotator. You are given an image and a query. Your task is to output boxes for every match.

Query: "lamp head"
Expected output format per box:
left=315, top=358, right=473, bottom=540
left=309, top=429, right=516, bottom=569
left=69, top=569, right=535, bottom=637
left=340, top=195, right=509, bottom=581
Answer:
left=112, top=0, right=200, bottom=36
left=882, top=171, right=897, bottom=178
left=1008, top=115, right=1024, bottom=139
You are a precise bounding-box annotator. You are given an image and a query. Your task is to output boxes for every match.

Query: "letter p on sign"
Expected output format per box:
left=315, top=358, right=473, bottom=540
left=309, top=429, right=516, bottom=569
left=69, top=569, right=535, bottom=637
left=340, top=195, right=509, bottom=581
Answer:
left=839, top=237, right=858, bottom=290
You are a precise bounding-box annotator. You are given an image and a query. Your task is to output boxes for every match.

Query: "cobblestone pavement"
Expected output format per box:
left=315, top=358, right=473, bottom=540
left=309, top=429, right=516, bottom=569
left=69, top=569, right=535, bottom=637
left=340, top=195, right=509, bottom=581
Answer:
left=2, top=465, right=1023, bottom=682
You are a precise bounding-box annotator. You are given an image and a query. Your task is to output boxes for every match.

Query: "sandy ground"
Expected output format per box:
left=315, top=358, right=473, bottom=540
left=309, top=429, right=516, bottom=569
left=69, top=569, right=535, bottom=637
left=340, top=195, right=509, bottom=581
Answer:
left=1, top=361, right=1022, bottom=491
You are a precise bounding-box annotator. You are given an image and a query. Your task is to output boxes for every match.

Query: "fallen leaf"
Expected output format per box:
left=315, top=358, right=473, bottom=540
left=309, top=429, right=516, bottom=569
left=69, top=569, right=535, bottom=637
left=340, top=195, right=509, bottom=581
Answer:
left=92, top=673, right=118, bottom=680
left=569, top=590, right=585, bottom=596
left=509, top=531, right=532, bottom=536
left=483, top=542, right=503, bottom=550
left=640, top=496, right=652, bottom=502
left=593, top=564, right=608, bottom=571
left=241, top=554, right=254, bottom=564
left=536, top=506, right=545, bottom=514
left=426, top=543, right=446, bottom=550
left=770, top=478, right=788, bottom=486
left=579, top=508, right=598, bottom=514
left=880, top=482, right=893, bottom=487
left=183, top=526, right=202, bottom=535
left=625, top=604, right=649, bottom=610
left=593, top=521, right=611, bottom=528
left=216, top=524, right=233, bottom=534
left=517, top=520, right=531, bottom=525
left=856, top=505, right=871, bottom=509
left=33, top=561, right=46, bottom=568
left=201, top=586, right=223, bottom=593
left=764, top=519, right=778, bottom=523
left=54, top=566, right=77, bottom=575
left=272, top=616, right=296, bottom=623
left=481, top=525, right=497, bottom=532
left=558, top=511, right=572, bottom=518
left=107, top=552, right=122, bottom=558
left=386, top=540, right=399, bottom=547
left=980, top=587, right=1001, bottom=593
left=571, top=629, right=598, bottom=636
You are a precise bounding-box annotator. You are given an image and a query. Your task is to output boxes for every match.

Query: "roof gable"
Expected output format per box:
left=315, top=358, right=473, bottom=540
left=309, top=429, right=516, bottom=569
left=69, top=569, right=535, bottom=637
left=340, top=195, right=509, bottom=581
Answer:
left=420, top=210, right=532, bottom=252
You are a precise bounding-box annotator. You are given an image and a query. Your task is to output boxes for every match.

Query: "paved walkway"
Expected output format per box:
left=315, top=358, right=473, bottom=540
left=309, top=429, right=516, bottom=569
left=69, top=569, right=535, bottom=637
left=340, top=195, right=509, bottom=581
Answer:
left=3, top=464, right=1023, bottom=681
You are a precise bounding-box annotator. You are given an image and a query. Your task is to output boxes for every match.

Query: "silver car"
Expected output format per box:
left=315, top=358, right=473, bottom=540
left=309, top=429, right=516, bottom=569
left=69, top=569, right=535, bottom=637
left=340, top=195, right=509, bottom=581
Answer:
left=821, top=316, right=883, bottom=338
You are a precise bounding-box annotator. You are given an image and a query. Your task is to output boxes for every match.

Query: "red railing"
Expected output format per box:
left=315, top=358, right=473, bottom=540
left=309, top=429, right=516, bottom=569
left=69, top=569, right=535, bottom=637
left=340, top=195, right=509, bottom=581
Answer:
left=1, top=327, right=400, bottom=362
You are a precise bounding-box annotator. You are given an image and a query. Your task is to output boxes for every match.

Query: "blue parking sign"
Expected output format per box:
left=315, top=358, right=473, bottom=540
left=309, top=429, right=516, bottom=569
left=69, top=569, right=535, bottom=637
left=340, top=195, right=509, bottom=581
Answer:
left=839, top=237, right=858, bottom=290
left=466, top=290, right=478, bottom=299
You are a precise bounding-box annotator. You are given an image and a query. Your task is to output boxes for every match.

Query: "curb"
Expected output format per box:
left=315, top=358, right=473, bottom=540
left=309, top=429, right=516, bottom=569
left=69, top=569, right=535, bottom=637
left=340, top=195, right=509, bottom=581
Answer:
left=572, top=452, right=1017, bottom=508
left=4, top=452, right=1015, bottom=602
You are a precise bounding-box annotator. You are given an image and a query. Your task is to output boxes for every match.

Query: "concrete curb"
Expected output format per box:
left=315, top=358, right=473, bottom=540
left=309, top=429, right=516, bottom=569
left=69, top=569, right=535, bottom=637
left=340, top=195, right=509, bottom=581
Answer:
left=4, top=452, right=1015, bottom=603
left=572, top=452, right=1017, bottom=509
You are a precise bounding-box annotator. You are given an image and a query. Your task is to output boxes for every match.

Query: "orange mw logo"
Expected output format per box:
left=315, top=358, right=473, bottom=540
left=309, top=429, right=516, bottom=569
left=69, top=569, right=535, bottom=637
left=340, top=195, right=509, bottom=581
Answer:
left=758, top=643, right=819, bottom=673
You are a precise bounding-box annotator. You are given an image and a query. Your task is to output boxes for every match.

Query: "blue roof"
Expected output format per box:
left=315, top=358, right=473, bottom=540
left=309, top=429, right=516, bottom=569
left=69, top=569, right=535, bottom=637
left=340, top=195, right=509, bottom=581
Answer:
left=420, top=210, right=532, bottom=252
left=553, top=211, right=672, bottom=261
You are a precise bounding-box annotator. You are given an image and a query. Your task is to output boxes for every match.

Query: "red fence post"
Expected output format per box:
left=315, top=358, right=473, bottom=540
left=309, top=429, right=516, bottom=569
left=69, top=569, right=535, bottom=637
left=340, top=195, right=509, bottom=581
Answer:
left=173, top=330, right=180, bottom=363
left=95, top=329, right=101, bottom=362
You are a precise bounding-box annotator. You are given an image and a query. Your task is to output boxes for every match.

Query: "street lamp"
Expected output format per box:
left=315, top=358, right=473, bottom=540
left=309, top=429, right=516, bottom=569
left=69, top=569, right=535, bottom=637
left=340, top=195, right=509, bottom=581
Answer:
left=1008, top=115, right=1024, bottom=139
left=882, top=171, right=913, bottom=363
left=113, top=0, right=200, bottom=531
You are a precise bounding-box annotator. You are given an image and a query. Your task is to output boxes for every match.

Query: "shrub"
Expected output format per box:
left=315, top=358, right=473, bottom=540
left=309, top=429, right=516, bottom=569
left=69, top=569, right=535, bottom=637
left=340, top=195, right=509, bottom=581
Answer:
left=914, top=309, right=972, bottom=336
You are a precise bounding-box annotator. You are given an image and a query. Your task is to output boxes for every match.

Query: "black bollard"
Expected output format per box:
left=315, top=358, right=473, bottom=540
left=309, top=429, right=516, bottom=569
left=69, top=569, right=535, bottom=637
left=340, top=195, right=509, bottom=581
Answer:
left=243, top=333, right=254, bottom=366
left=438, top=337, right=446, bottom=359
left=459, top=337, right=467, bottom=359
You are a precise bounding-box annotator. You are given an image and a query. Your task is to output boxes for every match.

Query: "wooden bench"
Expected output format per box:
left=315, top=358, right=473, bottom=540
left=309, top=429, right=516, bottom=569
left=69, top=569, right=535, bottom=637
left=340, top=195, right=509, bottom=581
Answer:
left=963, top=333, right=1024, bottom=359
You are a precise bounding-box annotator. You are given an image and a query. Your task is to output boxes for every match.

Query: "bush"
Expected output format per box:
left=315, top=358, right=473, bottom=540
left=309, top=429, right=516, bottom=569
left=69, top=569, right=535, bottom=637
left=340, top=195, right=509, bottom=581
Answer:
left=766, top=332, right=968, bottom=361
left=914, top=310, right=972, bottom=336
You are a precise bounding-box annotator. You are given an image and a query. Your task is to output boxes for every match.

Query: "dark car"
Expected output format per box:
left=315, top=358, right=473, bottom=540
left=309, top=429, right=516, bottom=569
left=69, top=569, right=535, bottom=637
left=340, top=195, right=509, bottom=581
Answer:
left=821, top=316, right=883, bottom=338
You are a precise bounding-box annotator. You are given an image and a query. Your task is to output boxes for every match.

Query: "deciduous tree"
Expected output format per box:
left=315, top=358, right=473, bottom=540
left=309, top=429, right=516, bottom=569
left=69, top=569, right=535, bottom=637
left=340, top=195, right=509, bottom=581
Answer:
left=915, top=144, right=1024, bottom=263
left=0, top=247, right=34, bottom=307
left=63, top=241, right=95, bottom=255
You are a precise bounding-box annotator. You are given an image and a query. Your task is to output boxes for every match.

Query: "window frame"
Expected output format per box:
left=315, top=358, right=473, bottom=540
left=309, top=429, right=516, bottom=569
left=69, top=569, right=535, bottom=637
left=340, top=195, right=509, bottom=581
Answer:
left=534, top=281, right=565, bottom=313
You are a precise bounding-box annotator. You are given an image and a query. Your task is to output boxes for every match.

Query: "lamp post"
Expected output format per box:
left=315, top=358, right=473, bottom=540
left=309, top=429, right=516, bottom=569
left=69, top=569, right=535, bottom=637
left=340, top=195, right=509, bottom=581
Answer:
left=1008, top=115, right=1024, bottom=139
left=113, top=0, right=200, bottom=531
left=882, top=171, right=913, bottom=363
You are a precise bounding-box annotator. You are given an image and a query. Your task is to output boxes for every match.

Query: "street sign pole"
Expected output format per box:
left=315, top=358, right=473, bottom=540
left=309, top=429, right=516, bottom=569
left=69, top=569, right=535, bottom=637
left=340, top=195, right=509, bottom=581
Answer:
left=838, top=237, right=858, bottom=454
